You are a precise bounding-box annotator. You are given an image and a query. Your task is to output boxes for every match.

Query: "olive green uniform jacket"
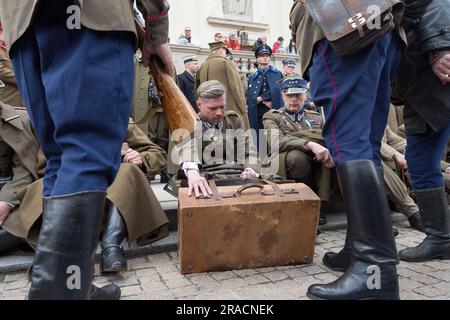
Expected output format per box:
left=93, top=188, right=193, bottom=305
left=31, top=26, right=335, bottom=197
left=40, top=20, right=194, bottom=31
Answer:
left=263, top=106, right=333, bottom=201
left=3, top=119, right=169, bottom=247
left=177, top=111, right=260, bottom=180
left=0, top=0, right=170, bottom=50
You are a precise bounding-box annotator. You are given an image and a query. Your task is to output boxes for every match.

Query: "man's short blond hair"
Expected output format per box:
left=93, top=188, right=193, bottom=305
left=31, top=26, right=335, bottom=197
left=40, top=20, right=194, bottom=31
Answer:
left=197, top=80, right=226, bottom=100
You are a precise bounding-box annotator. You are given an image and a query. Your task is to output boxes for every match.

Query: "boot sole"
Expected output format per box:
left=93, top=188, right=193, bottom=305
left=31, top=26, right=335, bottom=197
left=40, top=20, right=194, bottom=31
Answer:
left=100, top=262, right=128, bottom=274
left=399, top=253, right=450, bottom=263
left=306, top=292, right=400, bottom=300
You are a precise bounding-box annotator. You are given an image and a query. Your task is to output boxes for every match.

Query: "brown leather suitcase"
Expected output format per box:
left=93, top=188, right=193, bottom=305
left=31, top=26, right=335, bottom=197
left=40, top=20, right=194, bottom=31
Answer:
left=178, top=181, right=320, bottom=274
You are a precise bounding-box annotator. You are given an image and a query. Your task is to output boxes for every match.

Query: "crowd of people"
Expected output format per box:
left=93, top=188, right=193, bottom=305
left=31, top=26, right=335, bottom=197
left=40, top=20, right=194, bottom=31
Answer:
left=177, top=26, right=297, bottom=56
left=0, top=0, right=449, bottom=301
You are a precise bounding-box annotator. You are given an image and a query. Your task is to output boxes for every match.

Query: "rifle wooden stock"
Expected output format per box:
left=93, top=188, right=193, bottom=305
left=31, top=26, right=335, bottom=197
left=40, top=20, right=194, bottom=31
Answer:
left=134, top=18, right=198, bottom=141
left=148, top=56, right=199, bottom=139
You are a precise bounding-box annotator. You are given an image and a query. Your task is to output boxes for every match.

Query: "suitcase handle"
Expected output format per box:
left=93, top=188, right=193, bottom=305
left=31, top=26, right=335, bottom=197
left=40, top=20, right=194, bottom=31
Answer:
left=232, top=182, right=265, bottom=197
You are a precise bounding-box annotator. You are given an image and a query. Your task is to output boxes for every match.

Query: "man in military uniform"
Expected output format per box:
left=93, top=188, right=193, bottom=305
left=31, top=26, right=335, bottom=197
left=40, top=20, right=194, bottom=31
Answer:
left=177, top=55, right=199, bottom=113
left=15, top=119, right=170, bottom=275
left=196, top=41, right=250, bottom=130
left=0, top=0, right=173, bottom=300
left=177, top=80, right=259, bottom=198
left=392, top=0, right=450, bottom=263
left=263, top=76, right=333, bottom=225
left=290, top=0, right=406, bottom=300
left=1, top=100, right=170, bottom=283
left=247, top=45, right=284, bottom=149
left=282, top=59, right=297, bottom=77
left=0, top=102, right=40, bottom=255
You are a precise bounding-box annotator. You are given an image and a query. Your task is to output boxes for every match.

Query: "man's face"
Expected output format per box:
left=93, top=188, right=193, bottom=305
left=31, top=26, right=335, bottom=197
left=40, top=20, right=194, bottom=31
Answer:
left=184, top=28, right=192, bottom=38
left=283, top=65, right=295, bottom=75
left=217, top=47, right=227, bottom=58
left=197, top=95, right=226, bottom=124
left=257, top=54, right=270, bottom=67
left=186, top=61, right=199, bottom=74
left=283, top=93, right=307, bottom=113
left=261, top=36, right=267, bottom=44
left=215, top=34, right=222, bottom=42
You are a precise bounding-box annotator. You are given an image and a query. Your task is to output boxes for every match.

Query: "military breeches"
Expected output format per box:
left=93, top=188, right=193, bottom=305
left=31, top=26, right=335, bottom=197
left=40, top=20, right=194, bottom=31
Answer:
left=309, top=33, right=401, bottom=166
left=285, top=149, right=312, bottom=180
left=382, top=161, right=418, bottom=217
left=285, top=149, right=331, bottom=202
left=10, top=0, right=134, bottom=196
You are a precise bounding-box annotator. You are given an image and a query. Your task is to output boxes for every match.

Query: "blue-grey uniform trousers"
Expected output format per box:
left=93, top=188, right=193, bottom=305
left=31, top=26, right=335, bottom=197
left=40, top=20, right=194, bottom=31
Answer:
left=308, top=33, right=401, bottom=165
left=10, top=0, right=134, bottom=197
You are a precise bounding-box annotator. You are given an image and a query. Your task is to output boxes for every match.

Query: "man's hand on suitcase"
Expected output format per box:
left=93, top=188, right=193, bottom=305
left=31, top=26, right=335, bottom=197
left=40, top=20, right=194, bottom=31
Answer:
left=187, top=169, right=213, bottom=198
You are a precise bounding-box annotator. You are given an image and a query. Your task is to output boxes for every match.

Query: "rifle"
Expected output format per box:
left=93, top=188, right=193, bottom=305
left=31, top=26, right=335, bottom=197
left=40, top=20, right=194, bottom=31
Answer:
left=133, top=17, right=199, bottom=142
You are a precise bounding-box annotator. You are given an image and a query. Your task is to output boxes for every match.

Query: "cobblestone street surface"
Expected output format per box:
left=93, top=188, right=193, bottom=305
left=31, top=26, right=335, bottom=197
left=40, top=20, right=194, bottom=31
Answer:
left=1, top=221, right=450, bottom=300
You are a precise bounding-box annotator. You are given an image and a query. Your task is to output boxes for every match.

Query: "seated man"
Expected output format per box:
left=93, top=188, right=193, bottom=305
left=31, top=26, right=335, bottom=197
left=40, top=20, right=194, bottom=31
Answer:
left=1, top=101, right=169, bottom=276
left=0, top=102, right=40, bottom=254
left=176, top=80, right=260, bottom=198
left=381, top=125, right=424, bottom=231
left=263, top=75, right=335, bottom=225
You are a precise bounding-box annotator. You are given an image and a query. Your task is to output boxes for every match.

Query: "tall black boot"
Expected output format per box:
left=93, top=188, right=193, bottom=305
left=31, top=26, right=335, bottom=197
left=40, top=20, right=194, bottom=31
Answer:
left=399, top=187, right=450, bottom=262
left=100, top=204, right=127, bottom=273
left=322, top=226, right=352, bottom=272
left=0, top=229, right=24, bottom=254
left=28, top=192, right=120, bottom=300
left=308, top=160, right=399, bottom=300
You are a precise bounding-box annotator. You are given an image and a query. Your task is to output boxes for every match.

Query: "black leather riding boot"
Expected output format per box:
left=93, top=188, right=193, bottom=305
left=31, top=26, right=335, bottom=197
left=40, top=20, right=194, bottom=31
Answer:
left=0, top=229, right=24, bottom=254
left=399, top=187, right=450, bottom=262
left=28, top=192, right=120, bottom=300
left=308, top=160, right=399, bottom=300
left=100, top=203, right=127, bottom=273
left=322, top=226, right=352, bottom=272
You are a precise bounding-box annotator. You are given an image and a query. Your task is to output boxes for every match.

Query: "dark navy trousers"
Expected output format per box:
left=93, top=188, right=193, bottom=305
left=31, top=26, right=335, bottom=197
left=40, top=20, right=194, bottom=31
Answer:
left=406, top=122, right=450, bottom=190
left=10, top=0, right=134, bottom=197
left=308, top=33, right=401, bottom=166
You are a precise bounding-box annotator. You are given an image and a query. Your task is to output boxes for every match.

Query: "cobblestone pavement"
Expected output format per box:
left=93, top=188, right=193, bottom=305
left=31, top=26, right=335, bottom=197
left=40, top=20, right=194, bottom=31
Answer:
left=2, top=221, right=450, bottom=300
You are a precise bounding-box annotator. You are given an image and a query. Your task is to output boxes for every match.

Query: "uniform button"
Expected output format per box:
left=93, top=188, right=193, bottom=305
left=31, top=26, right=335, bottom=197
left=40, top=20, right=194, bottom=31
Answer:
left=140, top=97, right=144, bottom=100
left=150, top=34, right=157, bottom=41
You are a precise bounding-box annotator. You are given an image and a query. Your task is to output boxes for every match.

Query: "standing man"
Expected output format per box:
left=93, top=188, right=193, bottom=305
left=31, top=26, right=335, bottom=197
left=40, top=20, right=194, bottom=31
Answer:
left=177, top=55, right=199, bottom=113
left=196, top=41, right=250, bottom=130
left=247, top=45, right=283, bottom=149
left=0, top=0, right=173, bottom=300
left=290, top=1, right=406, bottom=299
left=393, top=0, right=450, bottom=262
left=178, top=26, right=200, bottom=46
left=282, top=59, right=297, bottom=77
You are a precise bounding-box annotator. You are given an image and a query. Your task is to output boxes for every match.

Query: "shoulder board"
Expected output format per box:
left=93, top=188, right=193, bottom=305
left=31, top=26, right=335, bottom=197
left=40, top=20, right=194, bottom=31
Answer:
left=13, top=107, right=27, bottom=111
left=224, top=110, right=239, bottom=117
left=305, top=109, right=320, bottom=115
left=269, top=108, right=283, bottom=114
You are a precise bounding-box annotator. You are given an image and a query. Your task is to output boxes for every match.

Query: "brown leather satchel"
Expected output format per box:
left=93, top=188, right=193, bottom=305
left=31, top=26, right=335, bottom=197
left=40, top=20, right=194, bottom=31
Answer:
left=301, top=0, right=404, bottom=57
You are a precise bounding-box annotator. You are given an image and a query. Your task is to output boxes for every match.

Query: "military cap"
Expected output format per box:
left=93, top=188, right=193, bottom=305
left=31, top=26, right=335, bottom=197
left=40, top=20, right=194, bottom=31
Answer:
left=208, top=41, right=230, bottom=54
left=255, top=44, right=272, bottom=58
left=282, top=59, right=296, bottom=67
left=183, top=55, right=198, bottom=64
left=280, top=75, right=308, bottom=94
